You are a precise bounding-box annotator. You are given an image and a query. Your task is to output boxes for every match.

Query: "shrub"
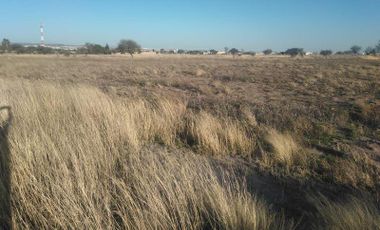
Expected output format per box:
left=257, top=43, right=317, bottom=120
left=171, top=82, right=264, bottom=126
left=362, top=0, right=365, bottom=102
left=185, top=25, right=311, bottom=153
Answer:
left=229, top=48, right=240, bottom=57
left=364, top=47, right=376, bottom=56
left=320, top=50, right=333, bottom=56
left=263, top=49, right=273, bottom=55
left=209, top=49, right=218, bottom=55
left=285, top=48, right=305, bottom=57
left=243, top=51, right=256, bottom=56
left=350, top=45, right=362, bottom=55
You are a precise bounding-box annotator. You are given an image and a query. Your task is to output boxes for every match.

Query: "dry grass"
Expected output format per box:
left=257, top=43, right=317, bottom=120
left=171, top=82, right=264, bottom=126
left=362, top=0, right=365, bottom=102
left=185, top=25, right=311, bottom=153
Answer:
left=311, top=195, right=380, bottom=230
left=0, top=79, right=293, bottom=229
left=264, top=129, right=304, bottom=166
left=184, top=111, right=254, bottom=156
left=0, top=55, right=379, bottom=229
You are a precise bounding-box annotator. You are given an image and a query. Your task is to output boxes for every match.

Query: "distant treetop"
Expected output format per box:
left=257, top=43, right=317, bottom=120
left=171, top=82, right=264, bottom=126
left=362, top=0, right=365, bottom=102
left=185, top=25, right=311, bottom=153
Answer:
left=320, top=50, right=332, bottom=56
left=263, top=49, right=272, bottom=55
left=118, top=39, right=141, bottom=57
left=285, top=48, right=305, bottom=57
left=350, top=45, right=362, bottom=55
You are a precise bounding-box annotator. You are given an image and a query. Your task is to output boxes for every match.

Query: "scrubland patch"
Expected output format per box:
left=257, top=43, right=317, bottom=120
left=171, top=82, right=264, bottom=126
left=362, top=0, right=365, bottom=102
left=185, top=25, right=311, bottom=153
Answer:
left=0, top=56, right=379, bottom=229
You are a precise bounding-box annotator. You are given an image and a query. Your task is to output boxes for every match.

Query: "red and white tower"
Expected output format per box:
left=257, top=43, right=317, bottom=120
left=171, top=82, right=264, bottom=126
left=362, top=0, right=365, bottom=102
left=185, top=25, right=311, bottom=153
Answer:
left=40, top=24, right=45, bottom=46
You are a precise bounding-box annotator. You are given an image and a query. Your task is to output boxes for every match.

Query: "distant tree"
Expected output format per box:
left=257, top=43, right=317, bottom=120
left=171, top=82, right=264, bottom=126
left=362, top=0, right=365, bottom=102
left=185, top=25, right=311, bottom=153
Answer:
left=285, top=48, right=305, bottom=57
left=263, top=49, right=272, bottom=55
left=10, top=44, right=24, bottom=54
left=77, top=46, right=88, bottom=55
left=36, top=46, right=54, bottom=54
left=364, top=47, right=376, bottom=56
left=177, top=49, right=185, bottom=54
left=23, top=46, right=37, bottom=54
left=209, top=49, right=218, bottom=55
left=63, top=51, right=71, bottom=57
left=350, top=45, right=362, bottom=55
left=86, top=43, right=94, bottom=53
left=81, top=43, right=103, bottom=54
left=229, top=48, right=239, bottom=57
left=104, top=43, right=111, bottom=54
left=376, top=40, right=380, bottom=53
left=344, top=50, right=354, bottom=55
left=187, top=50, right=203, bottom=55
left=1, top=38, right=11, bottom=52
left=94, top=44, right=105, bottom=54
left=320, top=50, right=333, bottom=56
left=243, top=51, right=256, bottom=56
left=224, top=47, right=229, bottom=55
left=118, top=39, right=141, bottom=58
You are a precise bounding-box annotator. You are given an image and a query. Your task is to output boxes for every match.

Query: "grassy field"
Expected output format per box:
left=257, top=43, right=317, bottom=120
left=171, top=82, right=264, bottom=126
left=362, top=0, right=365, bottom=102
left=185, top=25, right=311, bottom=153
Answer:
left=0, top=54, right=379, bottom=229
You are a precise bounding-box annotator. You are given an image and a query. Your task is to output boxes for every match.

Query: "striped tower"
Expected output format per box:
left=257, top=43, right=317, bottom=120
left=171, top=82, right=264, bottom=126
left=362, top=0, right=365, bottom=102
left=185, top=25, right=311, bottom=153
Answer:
left=40, top=24, right=45, bottom=46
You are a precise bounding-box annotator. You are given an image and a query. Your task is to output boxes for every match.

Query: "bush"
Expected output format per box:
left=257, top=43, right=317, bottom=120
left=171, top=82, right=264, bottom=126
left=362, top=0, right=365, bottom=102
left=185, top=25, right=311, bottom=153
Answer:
left=350, top=45, right=362, bottom=55
left=365, top=47, right=376, bottom=56
left=1, top=38, right=11, bottom=52
left=243, top=51, right=256, bottom=56
left=229, top=48, right=240, bottom=57
left=177, top=49, right=185, bottom=54
left=376, top=40, right=380, bottom=53
left=10, top=44, right=25, bottom=54
left=263, top=49, right=272, bottom=55
left=80, top=43, right=111, bottom=55
left=36, top=46, right=54, bottom=54
left=209, top=49, right=218, bottom=55
left=320, top=50, right=333, bottom=56
left=186, top=50, right=203, bottom=55
left=285, top=48, right=305, bottom=57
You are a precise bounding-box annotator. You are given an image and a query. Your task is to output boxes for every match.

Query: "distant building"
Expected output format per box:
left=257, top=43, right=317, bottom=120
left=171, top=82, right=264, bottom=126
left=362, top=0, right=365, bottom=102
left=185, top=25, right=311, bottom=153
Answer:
left=20, top=43, right=82, bottom=51
left=141, top=48, right=154, bottom=52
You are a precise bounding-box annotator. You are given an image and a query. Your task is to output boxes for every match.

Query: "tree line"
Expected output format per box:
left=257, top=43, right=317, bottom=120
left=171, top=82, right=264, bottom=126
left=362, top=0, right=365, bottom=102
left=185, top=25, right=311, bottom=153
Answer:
left=319, top=42, right=379, bottom=57
left=0, top=39, right=142, bottom=57
left=2, top=38, right=380, bottom=57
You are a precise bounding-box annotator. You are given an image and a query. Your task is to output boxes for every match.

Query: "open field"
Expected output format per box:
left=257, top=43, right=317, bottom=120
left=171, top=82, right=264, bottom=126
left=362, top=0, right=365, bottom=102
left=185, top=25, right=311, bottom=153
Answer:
left=0, top=55, right=380, bottom=229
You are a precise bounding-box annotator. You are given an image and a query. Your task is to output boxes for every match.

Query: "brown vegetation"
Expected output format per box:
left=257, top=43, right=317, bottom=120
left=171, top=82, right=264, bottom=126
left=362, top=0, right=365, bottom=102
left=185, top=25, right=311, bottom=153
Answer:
left=0, top=55, right=379, bottom=229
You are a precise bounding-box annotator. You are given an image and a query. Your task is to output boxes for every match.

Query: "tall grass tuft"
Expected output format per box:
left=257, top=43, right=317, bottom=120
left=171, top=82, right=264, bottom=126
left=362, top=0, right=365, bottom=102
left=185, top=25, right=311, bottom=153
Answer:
left=264, top=128, right=303, bottom=166
left=311, top=195, right=380, bottom=230
left=184, top=111, right=255, bottom=156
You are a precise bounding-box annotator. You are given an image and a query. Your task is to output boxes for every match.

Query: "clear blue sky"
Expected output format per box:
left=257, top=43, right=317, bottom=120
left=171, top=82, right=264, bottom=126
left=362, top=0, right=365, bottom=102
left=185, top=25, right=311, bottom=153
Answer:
left=1, top=0, right=380, bottom=51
